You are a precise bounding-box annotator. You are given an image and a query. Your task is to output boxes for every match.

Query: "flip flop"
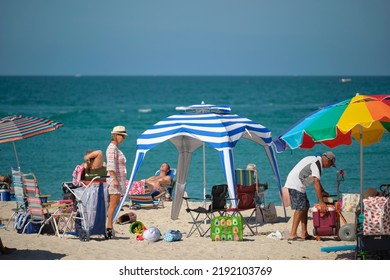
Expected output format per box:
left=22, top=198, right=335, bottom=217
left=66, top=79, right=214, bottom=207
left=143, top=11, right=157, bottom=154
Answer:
left=300, top=235, right=316, bottom=241
left=287, top=236, right=302, bottom=242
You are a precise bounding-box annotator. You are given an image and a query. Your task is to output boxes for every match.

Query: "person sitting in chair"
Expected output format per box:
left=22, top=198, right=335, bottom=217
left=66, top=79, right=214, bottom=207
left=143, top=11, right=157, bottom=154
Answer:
left=83, top=150, right=105, bottom=172
left=129, top=162, right=173, bottom=196
left=0, top=174, right=12, bottom=190
left=72, top=150, right=105, bottom=186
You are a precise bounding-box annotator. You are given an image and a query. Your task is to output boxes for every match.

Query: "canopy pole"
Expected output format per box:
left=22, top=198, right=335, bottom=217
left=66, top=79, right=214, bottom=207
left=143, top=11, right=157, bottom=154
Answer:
left=12, top=142, right=20, bottom=170
left=203, top=143, right=207, bottom=207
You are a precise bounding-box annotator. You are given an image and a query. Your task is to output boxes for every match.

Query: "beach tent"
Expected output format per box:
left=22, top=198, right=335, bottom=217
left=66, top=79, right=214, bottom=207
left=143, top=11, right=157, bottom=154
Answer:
left=114, top=104, right=286, bottom=220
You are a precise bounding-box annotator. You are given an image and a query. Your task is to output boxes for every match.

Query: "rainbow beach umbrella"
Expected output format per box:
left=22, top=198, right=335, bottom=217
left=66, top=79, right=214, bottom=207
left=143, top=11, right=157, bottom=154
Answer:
left=0, top=115, right=63, bottom=169
left=273, top=94, right=390, bottom=199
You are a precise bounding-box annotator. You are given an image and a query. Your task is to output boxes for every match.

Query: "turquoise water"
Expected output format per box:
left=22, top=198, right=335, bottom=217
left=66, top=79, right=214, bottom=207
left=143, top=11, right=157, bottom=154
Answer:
left=1, top=76, right=390, bottom=205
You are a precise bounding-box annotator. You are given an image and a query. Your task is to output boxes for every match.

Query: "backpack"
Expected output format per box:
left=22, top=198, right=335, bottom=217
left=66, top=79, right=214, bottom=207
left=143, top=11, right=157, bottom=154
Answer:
left=72, top=164, right=85, bottom=186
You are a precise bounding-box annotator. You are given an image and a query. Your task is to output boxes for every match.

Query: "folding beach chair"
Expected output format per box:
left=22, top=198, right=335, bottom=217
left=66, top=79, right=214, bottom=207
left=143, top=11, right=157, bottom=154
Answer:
left=129, top=168, right=176, bottom=208
left=226, top=169, right=268, bottom=235
left=129, top=192, right=166, bottom=209
left=183, top=184, right=228, bottom=237
left=5, top=168, right=27, bottom=229
left=21, top=196, right=62, bottom=236
left=22, top=172, right=52, bottom=206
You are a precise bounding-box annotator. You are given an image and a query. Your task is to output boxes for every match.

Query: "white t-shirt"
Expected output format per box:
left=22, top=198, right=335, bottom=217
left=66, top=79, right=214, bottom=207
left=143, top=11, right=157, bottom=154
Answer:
left=284, top=156, right=322, bottom=193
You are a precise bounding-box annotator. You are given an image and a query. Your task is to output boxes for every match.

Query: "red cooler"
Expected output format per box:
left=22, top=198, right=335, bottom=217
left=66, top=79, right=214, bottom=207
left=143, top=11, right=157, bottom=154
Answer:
left=312, top=204, right=339, bottom=236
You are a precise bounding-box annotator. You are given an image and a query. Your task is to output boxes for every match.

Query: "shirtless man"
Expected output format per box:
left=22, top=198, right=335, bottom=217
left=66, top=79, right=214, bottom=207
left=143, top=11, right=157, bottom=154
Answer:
left=145, top=162, right=172, bottom=192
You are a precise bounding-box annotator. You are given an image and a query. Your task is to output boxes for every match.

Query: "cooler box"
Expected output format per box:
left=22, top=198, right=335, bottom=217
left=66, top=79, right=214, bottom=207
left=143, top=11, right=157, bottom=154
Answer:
left=0, top=189, right=11, bottom=201
left=211, top=216, right=243, bottom=241
left=312, top=204, right=339, bottom=236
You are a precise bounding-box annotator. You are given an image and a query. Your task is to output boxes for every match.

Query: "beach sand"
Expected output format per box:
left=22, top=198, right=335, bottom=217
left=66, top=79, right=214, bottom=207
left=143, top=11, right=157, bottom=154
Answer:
left=0, top=200, right=356, bottom=260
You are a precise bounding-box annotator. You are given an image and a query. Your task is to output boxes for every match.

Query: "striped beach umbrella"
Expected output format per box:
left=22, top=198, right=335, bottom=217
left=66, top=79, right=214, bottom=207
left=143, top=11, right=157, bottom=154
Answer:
left=114, top=103, right=286, bottom=221
left=0, top=115, right=63, bottom=168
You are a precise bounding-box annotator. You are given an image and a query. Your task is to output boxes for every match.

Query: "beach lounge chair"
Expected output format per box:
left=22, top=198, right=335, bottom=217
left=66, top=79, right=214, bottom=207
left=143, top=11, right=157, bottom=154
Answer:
left=22, top=172, right=51, bottom=206
left=183, top=184, right=228, bottom=237
left=129, top=168, right=176, bottom=209
left=5, top=168, right=27, bottom=229
left=129, top=192, right=166, bottom=209
left=21, top=196, right=63, bottom=236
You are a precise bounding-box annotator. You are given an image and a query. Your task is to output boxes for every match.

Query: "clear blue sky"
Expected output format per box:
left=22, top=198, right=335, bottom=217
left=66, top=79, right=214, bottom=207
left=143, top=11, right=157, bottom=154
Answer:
left=1, top=0, right=389, bottom=76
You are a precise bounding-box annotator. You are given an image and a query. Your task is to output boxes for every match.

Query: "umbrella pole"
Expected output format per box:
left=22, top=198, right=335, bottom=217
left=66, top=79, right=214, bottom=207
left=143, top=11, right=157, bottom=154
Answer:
left=12, top=142, right=20, bottom=170
left=359, top=126, right=364, bottom=210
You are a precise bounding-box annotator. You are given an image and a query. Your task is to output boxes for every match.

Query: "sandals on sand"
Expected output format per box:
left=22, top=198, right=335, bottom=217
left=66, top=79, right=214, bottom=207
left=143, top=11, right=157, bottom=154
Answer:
left=287, top=235, right=316, bottom=241
left=300, top=235, right=316, bottom=241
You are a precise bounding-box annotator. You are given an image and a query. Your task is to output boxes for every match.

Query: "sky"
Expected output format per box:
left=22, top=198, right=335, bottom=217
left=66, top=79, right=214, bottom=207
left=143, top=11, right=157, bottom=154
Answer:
left=1, top=0, right=389, bottom=76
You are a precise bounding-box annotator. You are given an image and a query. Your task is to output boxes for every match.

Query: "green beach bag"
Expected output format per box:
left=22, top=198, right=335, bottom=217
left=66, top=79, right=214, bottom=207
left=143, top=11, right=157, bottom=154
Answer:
left=211, top=216, right=243, bottom=241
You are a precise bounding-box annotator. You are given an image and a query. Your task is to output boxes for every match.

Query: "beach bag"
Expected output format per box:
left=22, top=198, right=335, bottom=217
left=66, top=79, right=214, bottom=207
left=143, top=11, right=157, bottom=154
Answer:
left=363, top=196, right=390, bottom=235
left=14, top=212, right=31, bottom=233
left=211, top=216, right=243, bottom=241
left=262, top=202, right=278, bottom=223
left=163, top=230, right=182, bottom=242
left=117, top=212, right=137, bottom=225
left=342, top=193, right=360, bottom=212
left=14, top=212, right=41, bottom=234
left=24, top=222, right=41, bottom=234
left=143, top=226, right=161, bottom=242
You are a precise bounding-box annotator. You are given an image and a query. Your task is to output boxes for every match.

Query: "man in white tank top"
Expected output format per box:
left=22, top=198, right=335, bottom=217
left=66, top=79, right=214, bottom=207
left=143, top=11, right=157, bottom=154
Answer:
left=284, top=151, right=336, bottom=241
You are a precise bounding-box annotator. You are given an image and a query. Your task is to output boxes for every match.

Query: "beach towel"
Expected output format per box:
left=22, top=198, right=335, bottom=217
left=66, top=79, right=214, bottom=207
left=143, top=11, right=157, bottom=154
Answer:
left=129, top=180, right=146, bottom=195
left=72, top=164, right=85, bottom=186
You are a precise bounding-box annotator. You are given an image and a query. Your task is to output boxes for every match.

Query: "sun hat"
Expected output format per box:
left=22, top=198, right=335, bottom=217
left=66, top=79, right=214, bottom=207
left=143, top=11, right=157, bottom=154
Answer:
left=111, top=125, right=127, bottom=136
left=322, top=151, right=336, bottom=167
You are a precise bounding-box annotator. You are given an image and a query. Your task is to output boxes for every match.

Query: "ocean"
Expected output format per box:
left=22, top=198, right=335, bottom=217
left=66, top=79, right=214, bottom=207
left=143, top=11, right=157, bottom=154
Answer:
left=1, top=76, right=390, bottom=205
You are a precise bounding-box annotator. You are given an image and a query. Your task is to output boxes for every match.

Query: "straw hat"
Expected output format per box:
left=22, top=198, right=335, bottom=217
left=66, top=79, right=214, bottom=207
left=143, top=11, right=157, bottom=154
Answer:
left=111, top=125, right=128, bottom=136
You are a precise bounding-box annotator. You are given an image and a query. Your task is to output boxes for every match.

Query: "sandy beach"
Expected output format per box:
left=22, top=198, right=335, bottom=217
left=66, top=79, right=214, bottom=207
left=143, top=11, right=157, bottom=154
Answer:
left=0, top=199, right=357, bottom=261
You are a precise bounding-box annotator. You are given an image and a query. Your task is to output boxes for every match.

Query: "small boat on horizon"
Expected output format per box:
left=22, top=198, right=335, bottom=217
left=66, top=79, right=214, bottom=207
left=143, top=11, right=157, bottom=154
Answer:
left=138, top=108, right=152, bottom=113
left=340, top=78, right=352, bottom=83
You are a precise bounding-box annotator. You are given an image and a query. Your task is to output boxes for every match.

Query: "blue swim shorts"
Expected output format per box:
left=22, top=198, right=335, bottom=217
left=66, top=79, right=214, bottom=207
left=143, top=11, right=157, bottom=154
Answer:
left=288, top=188, right=310, bottom=211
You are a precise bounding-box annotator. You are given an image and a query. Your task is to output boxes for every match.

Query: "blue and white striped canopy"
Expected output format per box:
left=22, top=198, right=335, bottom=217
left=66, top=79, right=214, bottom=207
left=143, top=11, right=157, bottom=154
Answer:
left=114, top=105, right=286, bottom=221
left=137, top=112, right=274, bottom=152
